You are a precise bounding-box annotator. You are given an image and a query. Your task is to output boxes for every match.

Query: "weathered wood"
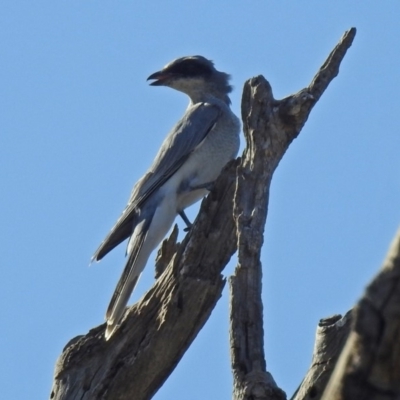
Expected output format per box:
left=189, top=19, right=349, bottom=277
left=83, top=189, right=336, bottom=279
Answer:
left=321, top=228, right=400, bottom=400
left=50, top=28, right=357, bottom=400
left=229, top=28, right=356, bottom=400
left=292, top=227, right=400, bottom=400
left=50, top=160, right=239, bottom=400
left=291, top=313, right=353, bottom=400
left=155, top=223, right=179, bottom=278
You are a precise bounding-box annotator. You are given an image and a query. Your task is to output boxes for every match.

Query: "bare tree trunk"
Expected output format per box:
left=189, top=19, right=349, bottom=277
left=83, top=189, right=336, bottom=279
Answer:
left=229, top=28, right=356, bottom=400
left=50, top=28, right=357, bottom=400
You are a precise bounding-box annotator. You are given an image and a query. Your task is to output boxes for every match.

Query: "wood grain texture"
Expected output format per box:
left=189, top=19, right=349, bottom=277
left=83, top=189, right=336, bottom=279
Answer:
left=50, top=28, right=357, bottom=400
left=50, top=160, right=239, bottom=400
left=291, top=313, right=353, bottom=400
left=229, top=28, right=356, bottom=400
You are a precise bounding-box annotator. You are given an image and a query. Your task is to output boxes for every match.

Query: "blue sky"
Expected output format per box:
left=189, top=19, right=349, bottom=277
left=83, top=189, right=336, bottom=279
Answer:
left=1, top=2, right=400, bottom=399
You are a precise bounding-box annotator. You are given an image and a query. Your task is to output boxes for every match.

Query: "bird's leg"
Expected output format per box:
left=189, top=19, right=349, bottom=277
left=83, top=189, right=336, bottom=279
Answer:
left=179, top=211, right=192, bottom=232
left=178, top=181, right=216, bottom=232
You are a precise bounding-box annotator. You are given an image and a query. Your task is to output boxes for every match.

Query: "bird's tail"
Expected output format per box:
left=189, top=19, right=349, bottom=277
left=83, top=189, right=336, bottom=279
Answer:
left=105, top=218, right=152, bottom=340
left=104, top=195, right=177, bottom=340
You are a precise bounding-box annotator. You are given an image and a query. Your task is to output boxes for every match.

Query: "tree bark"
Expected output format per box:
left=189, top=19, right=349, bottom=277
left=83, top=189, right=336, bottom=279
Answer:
left=50, top=28, right=356, bottom=400
left=291, top=312, right=353, bottom=400
left=292, top=227, right=400, bottom=400
left=229, top=28, right=356, bottom=400
left=50, top=161, right=239, bottom=400
left=321, top=228, right=400, bottom=400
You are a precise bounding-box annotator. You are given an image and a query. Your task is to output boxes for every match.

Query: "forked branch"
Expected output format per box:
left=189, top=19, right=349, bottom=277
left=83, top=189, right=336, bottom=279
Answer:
left=50, top=28, right=356, bottom=400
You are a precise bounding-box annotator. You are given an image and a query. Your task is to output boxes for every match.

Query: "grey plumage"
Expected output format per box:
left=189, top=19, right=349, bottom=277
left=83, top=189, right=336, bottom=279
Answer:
left=93, top=55, right=240, bottom=339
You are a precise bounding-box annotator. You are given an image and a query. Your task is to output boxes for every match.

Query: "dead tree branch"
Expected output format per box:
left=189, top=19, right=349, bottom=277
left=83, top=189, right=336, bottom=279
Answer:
left=292, top=227, right=400, bottom=400
left=229, top=28, right=356, bottom=400
left=291, top=312, right=353, bottom=400
left=320, top=228, right=400, bottom=400
left=50, top=28, right=356, bottom=400
left=50, top=161, right=239, bottom=400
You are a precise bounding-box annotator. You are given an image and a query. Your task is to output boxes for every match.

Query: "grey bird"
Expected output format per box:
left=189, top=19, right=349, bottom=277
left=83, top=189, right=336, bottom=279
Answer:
left=92, top=55, right=240, bottom=339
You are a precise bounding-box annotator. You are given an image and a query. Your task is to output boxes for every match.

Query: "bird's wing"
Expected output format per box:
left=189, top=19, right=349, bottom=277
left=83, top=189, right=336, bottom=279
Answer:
left=92, top=102, right=221, bottom=261
left=130, top=102, right=222, bottom=207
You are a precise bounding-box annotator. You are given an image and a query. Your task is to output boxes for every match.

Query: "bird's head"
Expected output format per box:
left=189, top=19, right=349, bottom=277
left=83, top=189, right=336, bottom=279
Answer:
left=147, top=55, right=232, bottom=104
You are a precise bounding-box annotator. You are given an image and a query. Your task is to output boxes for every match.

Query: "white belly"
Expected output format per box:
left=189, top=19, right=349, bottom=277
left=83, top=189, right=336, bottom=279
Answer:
left=165, top=110, right=240, bottom=212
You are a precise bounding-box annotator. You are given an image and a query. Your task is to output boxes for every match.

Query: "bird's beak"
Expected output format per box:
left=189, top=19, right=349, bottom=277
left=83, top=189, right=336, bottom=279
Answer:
left=147, top=71, right=171, bottom=86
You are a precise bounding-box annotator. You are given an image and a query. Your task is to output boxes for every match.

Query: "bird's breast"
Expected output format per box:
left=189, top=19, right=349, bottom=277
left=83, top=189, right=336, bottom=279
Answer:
left=166, top=108, right=240, bottom=211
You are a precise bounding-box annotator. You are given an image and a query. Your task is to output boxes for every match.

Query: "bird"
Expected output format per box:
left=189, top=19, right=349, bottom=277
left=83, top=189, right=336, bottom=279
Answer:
left=92, top=55, right=241, bottom=339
